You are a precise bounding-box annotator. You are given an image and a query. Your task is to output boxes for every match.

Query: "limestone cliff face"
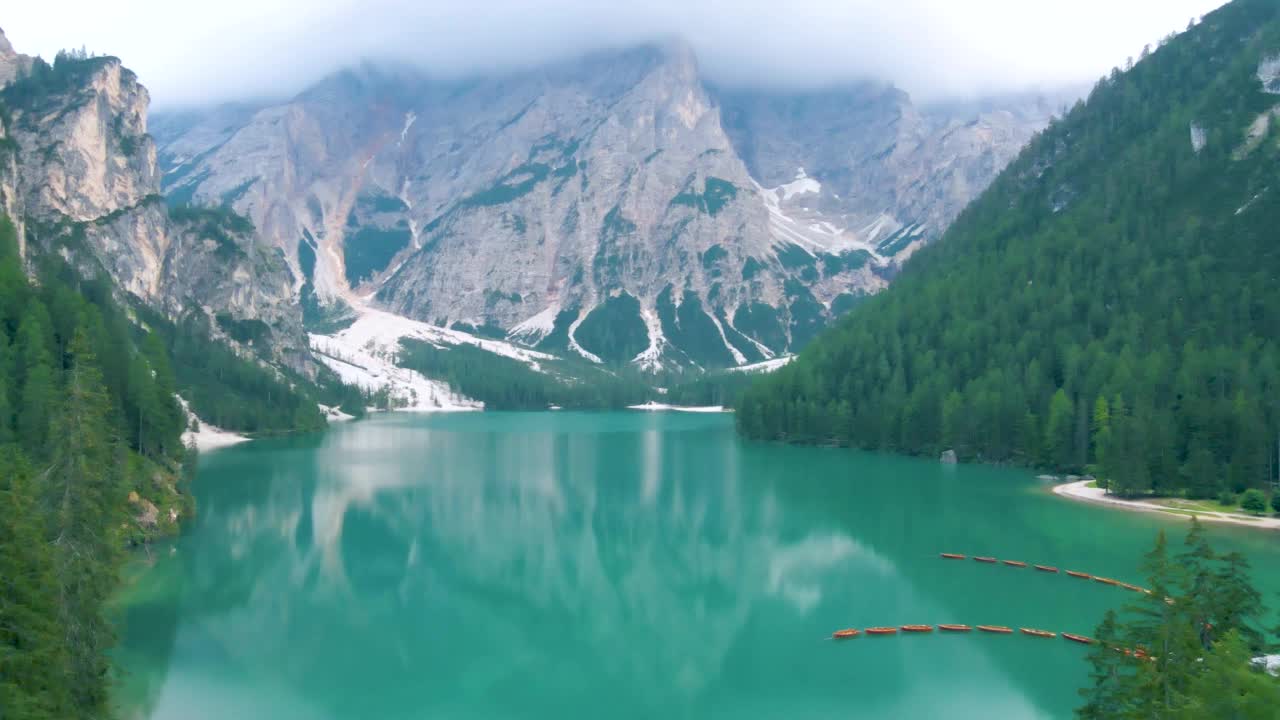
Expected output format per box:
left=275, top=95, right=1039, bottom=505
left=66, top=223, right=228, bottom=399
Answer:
left=716, top=84, right=1063, bottom=261
left=154, top=43, right=1061, bottom=369
left=0, top=32, right=308, bottom=369
left=0, top=27, right=32, bottom=88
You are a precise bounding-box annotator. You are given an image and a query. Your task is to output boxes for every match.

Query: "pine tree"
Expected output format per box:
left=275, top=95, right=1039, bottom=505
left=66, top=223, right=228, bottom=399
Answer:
left=0, top=446, right=72, bottom=718
left=1076, top=610, right=1133, bottom=719
left=16, top=306, right=56, bottom=460
left=1125, top=531, right=1197, bottom=713
left=1044, top=388, right=1075, bottom=470
left=1182, top=435, right=1220, bottom=499
left=45, top=327, right=124, bottom=715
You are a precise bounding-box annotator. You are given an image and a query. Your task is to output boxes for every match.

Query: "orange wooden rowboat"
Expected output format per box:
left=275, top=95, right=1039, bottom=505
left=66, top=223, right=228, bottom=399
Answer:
left=1094, top=577, right=1119, bottom=586
left=974, top=556, right=998, bottom=563
left=938, top=624, right=972, bottom=632
left=901, top=625, right=934, bottom=633
left=1002, top=560, right=1028, bottom=567
left=977, top=625, right=1013, bottom=634
left=940, top=553, right=966, bottom=559
left=832, top=628, right=859, bottom=639
left=865, top=627, right=899, bottom=635
left=1021, top=628, right=1057, bottom=638
left=1062, top=633, right=1096, bottom=645
left=1034, top=564, right=1059, bottom=573
left=1066, top=570, right=1092, bottom=579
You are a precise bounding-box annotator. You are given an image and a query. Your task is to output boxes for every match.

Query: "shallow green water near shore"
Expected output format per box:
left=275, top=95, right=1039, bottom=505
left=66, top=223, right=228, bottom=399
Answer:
left=114, top=412, right=1280, bottom=719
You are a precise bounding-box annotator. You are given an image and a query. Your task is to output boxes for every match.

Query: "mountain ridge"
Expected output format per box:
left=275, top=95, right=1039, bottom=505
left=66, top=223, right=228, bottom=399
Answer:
left=153, top=40, right=1065, bottom=371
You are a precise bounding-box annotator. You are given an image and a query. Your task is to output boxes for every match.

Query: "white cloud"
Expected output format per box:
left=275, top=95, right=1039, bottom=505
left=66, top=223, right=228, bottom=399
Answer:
left=3, top=0, right=1227, bottom=107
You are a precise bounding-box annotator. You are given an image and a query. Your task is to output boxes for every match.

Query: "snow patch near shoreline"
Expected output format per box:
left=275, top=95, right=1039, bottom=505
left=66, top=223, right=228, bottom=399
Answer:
left=177, top=396, right=249, bottom=452
left=309, top=307, right=501, bottom=412
left=627, top=402, right=728, bottom=413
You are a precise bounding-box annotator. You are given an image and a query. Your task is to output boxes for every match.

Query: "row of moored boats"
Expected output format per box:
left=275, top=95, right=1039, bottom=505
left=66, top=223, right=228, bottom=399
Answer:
left=939, top=553, right=1152, bottom=594
left=830, top=625, right=1094, bottom=643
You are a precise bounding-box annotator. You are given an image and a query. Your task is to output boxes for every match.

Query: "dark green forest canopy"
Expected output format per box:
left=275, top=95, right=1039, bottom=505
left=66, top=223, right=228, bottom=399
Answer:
left=0, top=212, right=190, bottom=719
left=397, top=338, right=649, bottom=410
left=737, top=0, right=1280, bottom=500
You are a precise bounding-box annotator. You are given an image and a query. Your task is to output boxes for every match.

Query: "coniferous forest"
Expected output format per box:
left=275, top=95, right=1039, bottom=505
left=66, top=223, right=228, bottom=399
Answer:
left=0, top=213, right=186, bottom=717
left=738, top=0, right=1280, bottom=499
left=0, top=210, right=349, bottom=718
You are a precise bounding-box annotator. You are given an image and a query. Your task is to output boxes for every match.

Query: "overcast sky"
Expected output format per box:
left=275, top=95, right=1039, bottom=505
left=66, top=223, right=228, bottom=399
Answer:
left=5, top=0, right=1228, bottom=108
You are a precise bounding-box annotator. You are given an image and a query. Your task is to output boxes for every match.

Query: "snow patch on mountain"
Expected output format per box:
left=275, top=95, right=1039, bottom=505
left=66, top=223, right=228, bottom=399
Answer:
left=707, top=312, right=747, bottom=366
left=726, top=355, right=796, bottom=374
left=632, top=305, right=669, bottom=372
left=508, top=304, right=561, bottom=344
left=757, top=170, right=876, bottom=256
left=1259, top=54, right=1280, bottom=94
left=775, top=168, right=822, bottom=201
left=566, top=310, right=603, bottom=364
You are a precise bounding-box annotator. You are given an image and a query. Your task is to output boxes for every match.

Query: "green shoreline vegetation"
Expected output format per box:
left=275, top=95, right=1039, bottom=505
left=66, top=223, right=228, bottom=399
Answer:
left=1077, top=520, right=1279, bottom=718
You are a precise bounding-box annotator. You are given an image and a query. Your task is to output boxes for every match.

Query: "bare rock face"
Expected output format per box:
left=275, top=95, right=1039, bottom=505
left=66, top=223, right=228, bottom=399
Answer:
left=0, top=27, right=33, bottom=88
left=716, top=85, right=1062, bottom=259
left=154, top=43, right=1062, bottom=369
left=0, top=48, right=308, bottom=369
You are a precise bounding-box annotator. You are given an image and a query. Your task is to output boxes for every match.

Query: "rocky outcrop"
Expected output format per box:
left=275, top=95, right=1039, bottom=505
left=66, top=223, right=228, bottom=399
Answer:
left=0, top=27, right=32, bottom=88
left=0, top=42, right=309, bottom=369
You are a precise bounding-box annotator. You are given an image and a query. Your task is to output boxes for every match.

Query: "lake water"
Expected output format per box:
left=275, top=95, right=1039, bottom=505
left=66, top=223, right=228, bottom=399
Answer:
left=114, top=412, right=1280, bottom=719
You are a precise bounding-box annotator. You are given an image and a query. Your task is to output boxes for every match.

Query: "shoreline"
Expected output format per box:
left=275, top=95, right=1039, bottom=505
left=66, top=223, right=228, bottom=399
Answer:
left=1052, top=480, right=1280, bottom=532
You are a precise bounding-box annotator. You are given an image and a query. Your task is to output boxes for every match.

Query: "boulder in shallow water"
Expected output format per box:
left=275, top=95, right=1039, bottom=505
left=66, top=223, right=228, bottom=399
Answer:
left=940, top=449, right=958, bottom=464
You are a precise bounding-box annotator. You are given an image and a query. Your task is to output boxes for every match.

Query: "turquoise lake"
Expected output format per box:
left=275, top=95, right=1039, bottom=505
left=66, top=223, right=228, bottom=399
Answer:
left=114, top=412, right=1280, bottom=719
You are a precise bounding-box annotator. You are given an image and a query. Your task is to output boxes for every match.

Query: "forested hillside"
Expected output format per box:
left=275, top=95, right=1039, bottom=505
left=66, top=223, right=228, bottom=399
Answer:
left=738, top=0, right=1280, bottom=499
left=0, top=214, right=190, bottom=717
left=398, top=339, right=649, bottom=410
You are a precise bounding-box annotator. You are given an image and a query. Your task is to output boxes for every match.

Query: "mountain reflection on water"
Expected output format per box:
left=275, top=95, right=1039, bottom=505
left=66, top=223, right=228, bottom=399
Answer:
left=118, top=412, right=1280, bottom=720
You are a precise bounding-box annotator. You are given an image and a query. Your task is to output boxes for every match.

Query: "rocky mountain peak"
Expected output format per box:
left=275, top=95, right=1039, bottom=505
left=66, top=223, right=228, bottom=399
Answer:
left=151, top=42, right=1064, bottom=370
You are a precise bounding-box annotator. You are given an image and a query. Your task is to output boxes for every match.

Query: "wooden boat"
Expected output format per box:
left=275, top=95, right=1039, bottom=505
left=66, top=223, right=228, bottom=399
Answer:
left=1021, top=628, right=1057, bottom=638
left=977, top=625, right=1013, bottom=634
left=1034, top=564, right=1059, bottom=573
left=974, top=556, right=998, bottom=563
left=1066, top=570, right=1092, bottom=579
left=865, top=627, right=899, bottom=635
left=1119, top=582, right=1144, bottom=592
left=901, top=625, right=934, bottom=633
left=832, top=629, right=859, bottom=639
left=940, top=552, right=966, bottom=560
left=1002, top=560, right=1028, bottom=567
left=1094, top=577, right=1119, bottom=586
left=1062, top=633, right=1095, bottom=645
left=938, top=624, right=972, bottom=632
